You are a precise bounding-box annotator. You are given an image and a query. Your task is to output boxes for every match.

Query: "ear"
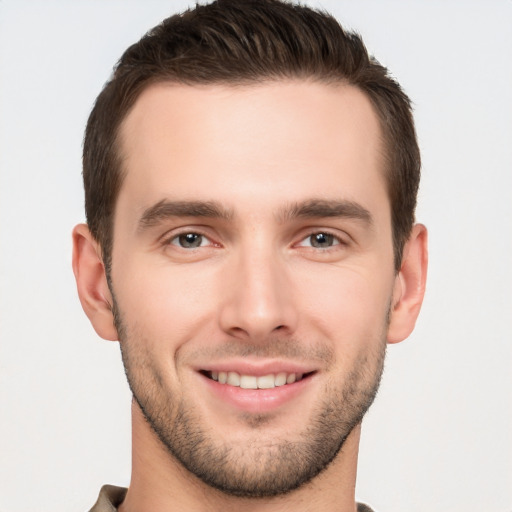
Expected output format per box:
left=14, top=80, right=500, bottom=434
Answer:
left=72, top=223, right=118, bottom=341
left=387, top=224, right=428, bottom=344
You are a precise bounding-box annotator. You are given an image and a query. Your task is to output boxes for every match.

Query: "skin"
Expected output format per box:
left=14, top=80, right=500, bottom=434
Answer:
left=73, top=81, right=428, bottom=512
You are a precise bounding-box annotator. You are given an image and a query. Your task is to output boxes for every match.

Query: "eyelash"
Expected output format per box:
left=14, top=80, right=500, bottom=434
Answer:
left=161, top=229, right=347, bottom=251
left=162, top=229, right=216, bottom=250
left=296, top=230, right=346, bottom=250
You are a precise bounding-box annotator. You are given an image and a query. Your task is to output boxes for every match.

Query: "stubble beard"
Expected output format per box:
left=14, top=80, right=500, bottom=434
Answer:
left=113, top=299, right=388, bottom=498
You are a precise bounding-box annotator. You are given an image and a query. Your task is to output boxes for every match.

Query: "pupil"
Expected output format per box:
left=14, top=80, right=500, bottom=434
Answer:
left=180, top=233, right=201, bottom=248
left=312, top=233, right=332, bottom=247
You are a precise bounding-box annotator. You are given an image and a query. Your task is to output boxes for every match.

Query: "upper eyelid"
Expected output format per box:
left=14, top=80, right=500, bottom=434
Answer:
left=157, top=226, right=351, bottom=246
left=158, top=226, right=216, bottom=244
left=164, top=232, right=219, bottom=252
left=295, top=228, right=350, bottom=244
left=170, top=232, right=207, bottom=246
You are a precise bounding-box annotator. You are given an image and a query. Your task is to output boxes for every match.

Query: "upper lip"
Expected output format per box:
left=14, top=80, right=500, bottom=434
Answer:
left=194, top=359, right=318, bottom=377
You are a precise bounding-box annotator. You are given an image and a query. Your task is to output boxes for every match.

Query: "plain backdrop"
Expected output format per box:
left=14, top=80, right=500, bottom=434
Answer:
left=0, top=1, right=511, bottom=511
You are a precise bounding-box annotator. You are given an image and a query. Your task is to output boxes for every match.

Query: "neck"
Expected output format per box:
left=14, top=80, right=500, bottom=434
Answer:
left=119, top=401, right=360, bottom=512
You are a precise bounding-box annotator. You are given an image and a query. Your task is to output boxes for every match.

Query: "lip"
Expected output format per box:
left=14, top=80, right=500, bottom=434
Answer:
left=195, top=360, right=317, bottom=414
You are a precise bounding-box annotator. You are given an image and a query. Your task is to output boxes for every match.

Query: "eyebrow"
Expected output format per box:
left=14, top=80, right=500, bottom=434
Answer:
left=137, top=197, right=373, bottom=231
left=278, top=199, right=373, bottom=225
left=138, top=199, right=234, bottom=230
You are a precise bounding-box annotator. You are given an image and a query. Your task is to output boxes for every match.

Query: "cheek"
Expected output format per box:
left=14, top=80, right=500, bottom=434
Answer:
left=297, top=264, right=393, bottom=346
left=112, top=257, right=219, bottom=346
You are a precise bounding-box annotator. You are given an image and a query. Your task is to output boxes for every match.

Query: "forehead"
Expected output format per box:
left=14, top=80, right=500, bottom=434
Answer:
left=116, top=81, right=387, bottom=223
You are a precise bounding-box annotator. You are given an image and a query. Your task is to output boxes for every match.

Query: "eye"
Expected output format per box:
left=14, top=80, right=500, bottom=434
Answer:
left=298, top=232, right=341, bottom=249
left=170, top=232, right=209, bottom=249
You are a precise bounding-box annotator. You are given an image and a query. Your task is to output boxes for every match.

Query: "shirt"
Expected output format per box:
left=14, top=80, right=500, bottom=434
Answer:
left=89, top=484, right=376, bottom=511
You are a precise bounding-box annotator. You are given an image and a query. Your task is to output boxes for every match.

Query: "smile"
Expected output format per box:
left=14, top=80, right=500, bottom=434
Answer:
left=199, top=367, right=317, bottom=413
left=207, top=371, right=307, bottom=389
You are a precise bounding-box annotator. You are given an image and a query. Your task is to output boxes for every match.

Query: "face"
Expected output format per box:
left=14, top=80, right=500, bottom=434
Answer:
left=111, top=81, right=396, bottom=497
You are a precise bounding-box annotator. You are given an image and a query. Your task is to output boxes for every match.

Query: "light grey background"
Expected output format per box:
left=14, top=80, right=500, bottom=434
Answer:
left=1, top=1, right=511, bottom=511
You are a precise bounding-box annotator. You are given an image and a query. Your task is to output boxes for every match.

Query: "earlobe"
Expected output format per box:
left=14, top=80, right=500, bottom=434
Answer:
left=387, top=224, right=428, bottom=344
left=72, top=224, right=118, bottom=341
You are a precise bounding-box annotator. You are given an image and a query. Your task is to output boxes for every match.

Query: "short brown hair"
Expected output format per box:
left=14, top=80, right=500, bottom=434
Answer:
left=83, top=0, right=420, bottom=272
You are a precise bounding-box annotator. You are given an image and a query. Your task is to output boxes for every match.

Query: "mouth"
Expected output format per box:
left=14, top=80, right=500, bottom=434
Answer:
left=197, top=366, right=317, bottom=414
left=200, top=370, right=315, bottom=389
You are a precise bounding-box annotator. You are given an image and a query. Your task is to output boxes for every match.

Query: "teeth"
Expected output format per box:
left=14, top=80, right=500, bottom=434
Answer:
left=227, top=372, right=240, bottom=386
left=209, top=371, right=306, bottom=388
left=286, top=373, right=296, bottom=384
left=257, top=374, right=275, bottom=389
left=240, top=375, right=258, bottom=389
left=275, top=372, right=287, bottom=387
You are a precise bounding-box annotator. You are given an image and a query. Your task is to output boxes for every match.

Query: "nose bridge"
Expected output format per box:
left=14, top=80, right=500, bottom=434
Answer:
left=219, top=234, right=296, bottom=340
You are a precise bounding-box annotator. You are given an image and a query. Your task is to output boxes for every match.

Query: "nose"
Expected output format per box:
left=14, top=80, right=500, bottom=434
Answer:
left=218, top=245, right=298, bottom=341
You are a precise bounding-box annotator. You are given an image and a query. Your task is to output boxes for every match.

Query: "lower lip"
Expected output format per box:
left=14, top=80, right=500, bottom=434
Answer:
left=200, top=373, right=313, bottom=414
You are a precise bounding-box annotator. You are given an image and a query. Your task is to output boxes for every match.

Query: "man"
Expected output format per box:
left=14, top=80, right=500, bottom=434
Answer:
left=72, top=0, right=427, bottom=510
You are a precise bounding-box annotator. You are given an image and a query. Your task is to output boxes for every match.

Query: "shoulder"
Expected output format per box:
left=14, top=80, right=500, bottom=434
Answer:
left=88, top=485, right=127, bottom=512
left=357, top=503, right=376, bottom=512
